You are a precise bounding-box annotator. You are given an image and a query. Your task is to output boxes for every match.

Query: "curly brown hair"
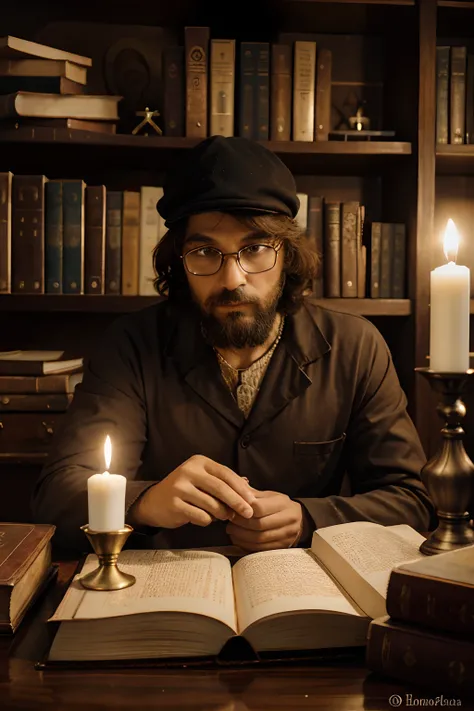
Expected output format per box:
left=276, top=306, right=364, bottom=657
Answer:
left=152, top=212, right=320, bottom=314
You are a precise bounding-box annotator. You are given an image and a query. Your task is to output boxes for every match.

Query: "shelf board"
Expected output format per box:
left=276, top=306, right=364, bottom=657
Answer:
left=0, top=295, right=411, bottom=316
left=436, top=144, right=474, bottom=174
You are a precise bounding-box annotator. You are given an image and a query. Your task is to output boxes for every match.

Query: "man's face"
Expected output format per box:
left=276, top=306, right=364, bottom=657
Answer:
left=183, top=212, right=285, bottom=349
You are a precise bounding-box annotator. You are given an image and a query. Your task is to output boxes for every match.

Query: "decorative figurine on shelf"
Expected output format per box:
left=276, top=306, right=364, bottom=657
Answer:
left=132, top=107, right=162, bottom=136
left=349, top=104, right=371, bottom=132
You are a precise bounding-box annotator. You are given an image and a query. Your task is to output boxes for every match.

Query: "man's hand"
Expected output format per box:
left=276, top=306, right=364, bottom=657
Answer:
left=130, top=455, right=255, bottom=529
left=226, top=489, right=304, bottom=552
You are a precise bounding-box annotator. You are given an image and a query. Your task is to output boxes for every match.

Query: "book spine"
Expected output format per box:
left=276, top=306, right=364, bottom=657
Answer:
left=379, top=223, right=393, bottom=299
left=366, top=619, right=474, bottom=697
left=370, top=222, right=381, bottom=298
left=436, top=46, right=450, bottom=144
left=84, top=185, right=105, bottom=294
left=386, top=569, right=474, bottom=637
left=210, top=39, right=235, bottom=137
left=324, top=201, right=341, bottom=297
left=307, top=196, right=324, bottom=297
left=44, top=180, right=63, bottom=294
left=0, top=172, right=12, bottom=294
left=0, top=393, right=72, bottom=412
left=466, top=54, right=474, bottom=144
left=391, top=223, right=406, bottom=299
left=270, top=44, right=292, bottom=141
left=0, top=76, right=83, bottom=94
left=139, top=186, right=163, bottom=296
left=450, top=46, right=467, bottom=145
left=315, top=48, right=332, bottom=141
left=356, top=205, right=366, bottom=298
left=0, top=374, right=75, bottom=394
left=11, top=174, right=46, bottom=294
left=105, top=191, right=123, bottom=294
left=292, top=41, right=316, bottom=141
left=256, top=42, right=270, bottom=140
left=185, top=26, right=209, bottom=138
left=341, top=201, right=359, bottom=298
left=121, top=191, right=140, bottom=296
left=163, top=47, right=185, bottom=137
left=62, top=180, right=85, bottom=294
left=239, top=43, right=258, bottom=139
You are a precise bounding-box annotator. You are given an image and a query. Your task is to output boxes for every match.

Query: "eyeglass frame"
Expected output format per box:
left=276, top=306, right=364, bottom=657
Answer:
left=180, top=241, right=284, bottom=277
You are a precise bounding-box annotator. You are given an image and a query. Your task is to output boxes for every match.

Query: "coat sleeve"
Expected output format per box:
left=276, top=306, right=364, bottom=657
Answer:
left=31, top=318, right=156, bottom=552
left=295, top=324, right=436, bottom=538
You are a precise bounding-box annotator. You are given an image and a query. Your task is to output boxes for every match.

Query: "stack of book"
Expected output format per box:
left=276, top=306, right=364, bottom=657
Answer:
left=0, top=36, right=121, bottom=133
left=0, top=350, right=83, bottom=414
left=367, top=545, right=474, bottom=699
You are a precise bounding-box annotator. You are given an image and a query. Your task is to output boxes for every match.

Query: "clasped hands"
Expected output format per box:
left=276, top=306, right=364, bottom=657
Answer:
left=131, top=454, right=305, bottom=552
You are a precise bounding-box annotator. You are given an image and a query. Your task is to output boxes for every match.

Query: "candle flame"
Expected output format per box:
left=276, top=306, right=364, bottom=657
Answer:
left=104, top=435, right=112, bottom=473
left=443, top=219, right=460, bottom=263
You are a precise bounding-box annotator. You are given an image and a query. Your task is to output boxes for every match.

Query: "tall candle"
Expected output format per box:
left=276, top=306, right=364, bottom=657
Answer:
left=87, top=436, right=126, bottom=531
left=430, top=219, right=470, bottom=372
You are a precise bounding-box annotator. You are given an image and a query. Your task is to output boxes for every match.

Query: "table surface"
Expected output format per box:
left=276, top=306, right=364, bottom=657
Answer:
left=0, top=560, right=471, bottom=711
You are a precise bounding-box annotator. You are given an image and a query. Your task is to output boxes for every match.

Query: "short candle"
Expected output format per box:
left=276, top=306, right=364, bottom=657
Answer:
left=87, top=435, right=126, bottom=531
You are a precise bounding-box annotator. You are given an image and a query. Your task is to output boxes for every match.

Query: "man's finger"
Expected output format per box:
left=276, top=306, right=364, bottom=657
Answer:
left=195, top=471, right=254, bottom=519
left=251, top=493, right=285, bottom=518
left=226, top=522, right=296, bottom=544
left=178, top=501, right=214, bottom=527
left=227, top=510, right=288, bottom=531
left=202, top=459, right=256, bottom=504
left=184, top=488, right=234, bottom=521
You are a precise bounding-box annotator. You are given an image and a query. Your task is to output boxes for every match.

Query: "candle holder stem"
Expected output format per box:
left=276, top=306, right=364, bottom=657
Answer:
left=415, top=368, right=474, bottom=555
left=79, top=524, right=136, bottom=590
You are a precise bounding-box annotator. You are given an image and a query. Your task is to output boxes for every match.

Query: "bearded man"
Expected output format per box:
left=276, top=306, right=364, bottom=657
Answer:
left=32, top=136, right=434, bottom=552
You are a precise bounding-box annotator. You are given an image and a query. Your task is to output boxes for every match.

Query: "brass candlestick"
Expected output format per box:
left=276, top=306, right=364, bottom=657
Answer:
left=415, top=368, right=474, bottom=555
left=79, top=524, right=136, bottom=590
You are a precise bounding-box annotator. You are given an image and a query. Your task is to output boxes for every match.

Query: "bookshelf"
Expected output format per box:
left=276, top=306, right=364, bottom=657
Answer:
left=0, top=0, right=470, bottom=519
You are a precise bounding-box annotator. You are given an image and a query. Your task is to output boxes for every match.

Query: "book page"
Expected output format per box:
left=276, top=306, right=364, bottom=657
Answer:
left=311, top=522, right=426, bottom=618
left=232, top=548, right=365, bottom=633
left=50, top=549, right=237, bottom=632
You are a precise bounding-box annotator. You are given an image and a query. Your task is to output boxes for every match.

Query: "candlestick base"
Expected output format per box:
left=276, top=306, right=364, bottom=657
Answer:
left=79, top=524, right=136, bottom=591
left=415, top=368, right=474, bottom=555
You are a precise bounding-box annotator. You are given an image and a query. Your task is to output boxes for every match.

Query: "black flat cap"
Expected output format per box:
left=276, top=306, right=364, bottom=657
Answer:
left=157, top=135, right=300, bottom=227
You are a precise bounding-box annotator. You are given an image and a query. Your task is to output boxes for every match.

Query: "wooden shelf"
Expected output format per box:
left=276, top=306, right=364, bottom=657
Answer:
left=436, top=144, right=474, bottom=174
left=0, top=295, right=411, bottom=316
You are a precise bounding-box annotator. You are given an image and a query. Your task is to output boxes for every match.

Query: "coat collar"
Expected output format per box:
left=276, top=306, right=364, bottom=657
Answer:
left=163, top=300, right=331, bottom=431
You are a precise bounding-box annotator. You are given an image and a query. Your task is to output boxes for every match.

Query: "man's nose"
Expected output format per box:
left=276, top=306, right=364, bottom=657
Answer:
left=219, top=254, right=247, bottom=292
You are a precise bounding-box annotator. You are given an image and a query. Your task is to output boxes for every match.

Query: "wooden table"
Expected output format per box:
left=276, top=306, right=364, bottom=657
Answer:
left=0, top=561, right=470, bottom=711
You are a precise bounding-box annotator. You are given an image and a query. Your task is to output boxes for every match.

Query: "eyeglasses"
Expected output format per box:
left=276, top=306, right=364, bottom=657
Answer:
left=182, top=243, right=282, bottom=276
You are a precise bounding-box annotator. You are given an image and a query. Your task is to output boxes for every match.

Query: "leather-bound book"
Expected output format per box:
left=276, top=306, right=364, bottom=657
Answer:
left=121, top=191, right=140, bottom=296
left=341, top=201, right=359, bottom=298
left=436, top=46, right=450, bottom=144
left=210, top=39, right=235, bottom=137
left=386, top=545, right=474, bottom=637
left=379, top=223, right=393, bottom=299
left=163, top=46, right=184, bottom=137
left=0, top=393, right=72, bottom=412
left=84, top=185, right=105, bottom=294
left=307, top=196, right=324, bottom=297
left=11, top=174, right=47, bottom=294
left=366, top=616, right=474, bottom=698
left=324, top=201, right=341, bottom=297
left=105, top=191, right=122, bottom=294
left=270, top=44, right=292, bottom=141
left=369, top=222, right=381, bottom=298
left=292, top=41, right=316, bottom=141
left=185, top=27, right=209, bottom=138
left=450, top=45, right=467, bottom=144
left=315, top=48, right=332, bottom=141
left=0, top=522, right=55, bottom=633
left=391, top=223, right=406, bottom=299
left=0, top=171, right=12, bottom=294
left=62, top=180, right=85, bottom=294
left=44, top=179, right=63, bottom=294
left=466, top=54, right=474, bottom=144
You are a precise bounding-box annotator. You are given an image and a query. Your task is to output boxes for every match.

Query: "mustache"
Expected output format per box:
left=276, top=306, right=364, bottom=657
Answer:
left=205, top=289, right=258, bottom=308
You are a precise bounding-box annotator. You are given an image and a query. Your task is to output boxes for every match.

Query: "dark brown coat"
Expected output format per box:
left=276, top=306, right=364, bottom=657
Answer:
left=32, top=299, right=434, bottom=551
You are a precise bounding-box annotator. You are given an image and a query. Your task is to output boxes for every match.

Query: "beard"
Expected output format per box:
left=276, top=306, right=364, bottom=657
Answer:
left=195, top=274, right=285, bottom=349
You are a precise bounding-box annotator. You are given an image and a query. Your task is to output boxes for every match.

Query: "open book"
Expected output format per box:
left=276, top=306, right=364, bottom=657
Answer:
left=48, top=521, right=426, bottom=663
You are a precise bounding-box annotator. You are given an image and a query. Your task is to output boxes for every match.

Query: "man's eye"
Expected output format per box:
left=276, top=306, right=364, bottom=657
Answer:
left=245, top=244, right=268, bottom=255
left=195, top=247, right=216, bottom=257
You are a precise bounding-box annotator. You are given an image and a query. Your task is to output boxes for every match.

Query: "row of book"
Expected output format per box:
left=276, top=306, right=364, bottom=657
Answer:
left=436, top=45, right=474, bottom=145
left=0, top=35, right=120, bottom=129
left=163, top=28, right=331, bottom=141
left=297, top=194, right=407, bottom=299
left=0, top=173, right=164, bottom=296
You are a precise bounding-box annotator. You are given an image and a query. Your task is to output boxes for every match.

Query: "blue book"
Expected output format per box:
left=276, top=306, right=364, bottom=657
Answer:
left=45, top=180, right=63, bottom=293
left=62, top=180, right=85, bottom=294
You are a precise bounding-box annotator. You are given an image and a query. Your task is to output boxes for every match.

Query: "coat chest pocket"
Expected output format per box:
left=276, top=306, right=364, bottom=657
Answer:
left=293, top=433, right=346, bottom=483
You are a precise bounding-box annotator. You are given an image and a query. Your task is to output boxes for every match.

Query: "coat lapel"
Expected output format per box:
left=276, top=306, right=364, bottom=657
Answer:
left=243, top=304, right=331, bottom=435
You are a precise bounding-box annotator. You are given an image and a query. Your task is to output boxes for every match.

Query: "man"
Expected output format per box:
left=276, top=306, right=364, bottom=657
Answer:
left=32, top=136, right=434, bottom=552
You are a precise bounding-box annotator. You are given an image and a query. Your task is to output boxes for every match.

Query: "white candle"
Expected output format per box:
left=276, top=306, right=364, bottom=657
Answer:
left=87, top=436, right=126, bottom=531
left=430, top=219, right=470, bottom=372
